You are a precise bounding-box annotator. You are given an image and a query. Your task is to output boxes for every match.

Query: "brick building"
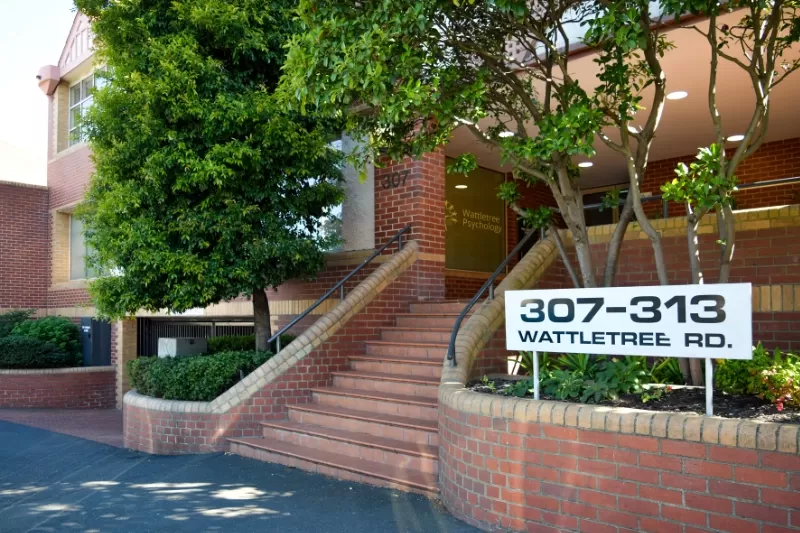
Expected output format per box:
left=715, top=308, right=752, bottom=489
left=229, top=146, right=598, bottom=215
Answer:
left=1, top=10, right=799, bottom=531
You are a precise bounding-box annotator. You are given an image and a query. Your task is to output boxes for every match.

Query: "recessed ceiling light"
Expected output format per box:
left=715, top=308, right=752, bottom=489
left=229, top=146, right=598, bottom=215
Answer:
left=727, top=134, right=745, bottom=142
left=455, top=184, right=468, bottom=189
left=578, top=162, right=593, bottom=168
left=666, top=91, right=688, bottom=100
left=499, top=131, right=515, bottom=138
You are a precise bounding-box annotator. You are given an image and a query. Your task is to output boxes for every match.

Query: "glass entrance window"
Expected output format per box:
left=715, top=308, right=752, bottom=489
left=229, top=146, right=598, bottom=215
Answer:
left=445, top=162, right=507, bottom=272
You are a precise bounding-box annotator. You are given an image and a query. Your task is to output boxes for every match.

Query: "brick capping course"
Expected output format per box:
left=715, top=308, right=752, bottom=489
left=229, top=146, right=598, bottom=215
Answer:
left=0, top=365, right=114, bottom=375
left=124, top=241, right=420, bottom=451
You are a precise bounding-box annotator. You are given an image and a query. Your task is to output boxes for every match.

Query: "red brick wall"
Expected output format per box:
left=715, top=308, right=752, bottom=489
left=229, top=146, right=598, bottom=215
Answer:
left=542, top=222, right=800, bottom=351
left=0, top=368, right=115, bottom=409
left=47, top=289, right=92, bottom=309
left=48, top=145, right=93, bottom=210
left=440, top=403, right=800, bottom=533
left=375, top=151, right=447, bottom=301
left=643, top=137, right=800, bottom=218
left=124, top=261, right=427, bottom=454
left=0, top=181, right=49, bottom=310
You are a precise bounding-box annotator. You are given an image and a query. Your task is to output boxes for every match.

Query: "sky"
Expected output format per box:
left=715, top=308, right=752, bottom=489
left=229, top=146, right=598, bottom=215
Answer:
left=0, top=0, right=76, bottom=185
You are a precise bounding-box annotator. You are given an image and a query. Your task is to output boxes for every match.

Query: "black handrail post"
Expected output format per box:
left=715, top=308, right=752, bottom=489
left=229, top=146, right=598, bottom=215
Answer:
left=662, top=198, right=669, bottom=219
left=266, top=224, right=412, bottom=352
left=398, top=232, right=403, bottom=251
left=340, top=285, right=345, bottom=301
left=446, top=226, right=543, bottom=367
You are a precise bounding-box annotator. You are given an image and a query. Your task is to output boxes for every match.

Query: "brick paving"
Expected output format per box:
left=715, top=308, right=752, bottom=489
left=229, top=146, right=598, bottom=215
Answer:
left=0, top=408, right=123, bottom=447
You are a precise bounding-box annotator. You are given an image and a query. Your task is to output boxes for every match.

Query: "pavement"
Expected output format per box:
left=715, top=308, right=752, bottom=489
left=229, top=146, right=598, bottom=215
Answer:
left=0, top=409, right=124, bottom=448
left=0, top=420, right=480, bottom=533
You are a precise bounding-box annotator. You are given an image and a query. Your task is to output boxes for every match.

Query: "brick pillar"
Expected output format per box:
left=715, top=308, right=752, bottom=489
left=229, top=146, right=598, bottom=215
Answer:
left=114, top=319, right=138, bottom=409
left=375, top=149, right=446, bottom=300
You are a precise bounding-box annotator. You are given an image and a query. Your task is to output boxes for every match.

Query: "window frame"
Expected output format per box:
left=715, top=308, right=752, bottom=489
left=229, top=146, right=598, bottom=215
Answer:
left=67, top=72, right=99, bottom=147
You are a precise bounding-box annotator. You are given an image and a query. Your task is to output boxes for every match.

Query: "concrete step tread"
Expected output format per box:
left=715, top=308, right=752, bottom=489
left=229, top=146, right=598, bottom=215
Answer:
left=289, top=403, right=438, bottom=432
left=365, top=340, right=449, bottom=349
left=380, top=327, right=453, bottom=332
left=332, top=370, right=440, bottom=385
left=396, top=313, right=462, bottom=318
left=311, top=386, right=438, bottom=407
left=260, top=421, right=439, bottom=458
left=349, top=353, right=443, bottom=366
left=228, top=437, right=438, bottom=493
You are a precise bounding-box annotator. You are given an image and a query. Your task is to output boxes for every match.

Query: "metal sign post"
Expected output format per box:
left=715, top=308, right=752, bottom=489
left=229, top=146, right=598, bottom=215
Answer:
left=706, top=357, right=713, bottom=416
left=532, top=351, right=540, bottom=400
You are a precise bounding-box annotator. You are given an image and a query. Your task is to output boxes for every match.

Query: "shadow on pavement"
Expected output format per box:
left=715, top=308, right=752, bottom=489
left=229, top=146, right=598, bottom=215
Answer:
left=0, top=421, right=478, bottom=533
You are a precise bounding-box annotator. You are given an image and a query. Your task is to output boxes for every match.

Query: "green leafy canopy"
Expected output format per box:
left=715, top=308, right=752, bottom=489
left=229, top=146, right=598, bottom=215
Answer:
left=74, top=0, right=345, bottom=319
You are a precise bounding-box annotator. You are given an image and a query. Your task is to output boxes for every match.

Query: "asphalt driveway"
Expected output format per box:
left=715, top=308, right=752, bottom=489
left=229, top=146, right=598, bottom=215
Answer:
left=0, top=421, right=479, bottom=533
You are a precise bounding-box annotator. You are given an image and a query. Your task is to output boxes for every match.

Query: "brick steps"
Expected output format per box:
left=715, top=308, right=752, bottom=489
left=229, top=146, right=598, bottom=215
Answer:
left=396, top=313, right=460, bottom=328
left=258, top=421, right=439, bottom=471
left=227, top=300, right=454, bottom=494
left=332, top=370, right=439, bottom=399
left=228, top=437, right=439, bottom=496
left=348, top=355, right=442, bottom=378
left=379, top=327, right=452, bottom=343
left=365, top=340, right=448, bottom=360
left=311, top=386, right=438, bottom=420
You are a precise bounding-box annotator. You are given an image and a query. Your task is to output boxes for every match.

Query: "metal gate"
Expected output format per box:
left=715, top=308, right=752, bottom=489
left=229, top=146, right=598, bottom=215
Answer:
left=136, top=317, right=255, bottom=356
left=80, top=318, right=112, bottom=366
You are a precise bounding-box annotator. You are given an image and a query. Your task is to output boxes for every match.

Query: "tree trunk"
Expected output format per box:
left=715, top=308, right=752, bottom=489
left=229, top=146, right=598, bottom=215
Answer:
left=603, top=195, right=635, bottom=287
left=550, top=224, right=581, bottom=288
left=717, top=204, right=736, bottom=284
left=253, top=288, right=272, bottom=352
left=686, top=209, right=707, bottom=386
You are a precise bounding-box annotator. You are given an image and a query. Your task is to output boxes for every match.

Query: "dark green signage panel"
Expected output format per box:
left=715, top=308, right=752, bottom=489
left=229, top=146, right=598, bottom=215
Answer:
left=445, top=163, right=506, bottom=272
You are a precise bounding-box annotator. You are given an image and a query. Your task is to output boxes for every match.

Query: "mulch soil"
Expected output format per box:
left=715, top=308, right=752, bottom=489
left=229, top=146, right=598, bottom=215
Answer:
left=468, top=377, right=800, bottom=424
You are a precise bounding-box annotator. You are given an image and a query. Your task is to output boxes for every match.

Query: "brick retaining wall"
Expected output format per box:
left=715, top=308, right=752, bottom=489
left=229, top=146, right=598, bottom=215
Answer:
left=438, top=391, right=800, bottom=533
left=0, top=366, right=116, bottom=409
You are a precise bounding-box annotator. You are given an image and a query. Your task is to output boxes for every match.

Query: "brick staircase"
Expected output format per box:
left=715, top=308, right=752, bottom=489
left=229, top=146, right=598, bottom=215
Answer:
left=228, top=300, right=467, bottom=496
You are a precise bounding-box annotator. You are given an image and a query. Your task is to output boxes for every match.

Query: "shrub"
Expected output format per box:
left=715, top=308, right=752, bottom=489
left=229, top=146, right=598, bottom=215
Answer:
left=128, top=350, right=273, bottom=401
left=0, top=336, right=77, bottom=369
left=0, top=310, right=33, bottom=338
left=505, top=355, right=653, bottom=403
left=207, top=334, right=297, bottom=354
left=716, top=343, right=799, bottom=410
left=12, top=316, right=82, bottom=363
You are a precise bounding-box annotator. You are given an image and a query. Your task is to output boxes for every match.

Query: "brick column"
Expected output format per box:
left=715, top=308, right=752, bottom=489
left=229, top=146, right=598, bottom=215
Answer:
left=375, top=150, right=446, bottom=300
left=114, top=319, right=138, bottom=408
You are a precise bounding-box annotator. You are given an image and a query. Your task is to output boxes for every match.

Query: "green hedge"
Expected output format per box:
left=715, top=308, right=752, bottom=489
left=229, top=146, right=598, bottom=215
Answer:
left=0, top=310, right=33, bottom=338
left=207, top=334, right=296, bottom=354
left=12, top=317, right=82, bottom=363
left=0, top=336, right=77, bottom=369
left=128, top=350, right=273, bottom=401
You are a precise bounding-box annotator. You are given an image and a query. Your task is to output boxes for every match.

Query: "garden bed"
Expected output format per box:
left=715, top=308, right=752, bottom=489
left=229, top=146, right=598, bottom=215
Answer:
left=469, top=377, right=800, bottom=424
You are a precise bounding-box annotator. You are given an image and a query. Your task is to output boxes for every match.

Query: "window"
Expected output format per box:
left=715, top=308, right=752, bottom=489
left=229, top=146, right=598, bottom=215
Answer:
left=68, top=71, right=105, bottom=146
left=69, top=216, right=98, bottom=280
left=583, top=186, right=628, bottom=227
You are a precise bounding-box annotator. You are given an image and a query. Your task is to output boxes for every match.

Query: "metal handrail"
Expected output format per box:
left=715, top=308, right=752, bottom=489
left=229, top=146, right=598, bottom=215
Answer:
left=446, top=226, right=544, bottom=367
left=582, top=175, right=800, bottom=218
left=268, top=224, right=412, bottom=352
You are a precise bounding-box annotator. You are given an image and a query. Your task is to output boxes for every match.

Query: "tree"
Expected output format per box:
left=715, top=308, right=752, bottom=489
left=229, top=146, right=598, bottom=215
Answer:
left=661, top=0, right=800, bottom=382
left=75, top=0, right=345, bottom=351
left=281, top=0, right=673, bottom=290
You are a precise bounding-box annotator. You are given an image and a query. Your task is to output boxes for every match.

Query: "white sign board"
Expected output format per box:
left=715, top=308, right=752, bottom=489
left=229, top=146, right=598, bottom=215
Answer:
left=505, top=283, right=752, bottom=359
